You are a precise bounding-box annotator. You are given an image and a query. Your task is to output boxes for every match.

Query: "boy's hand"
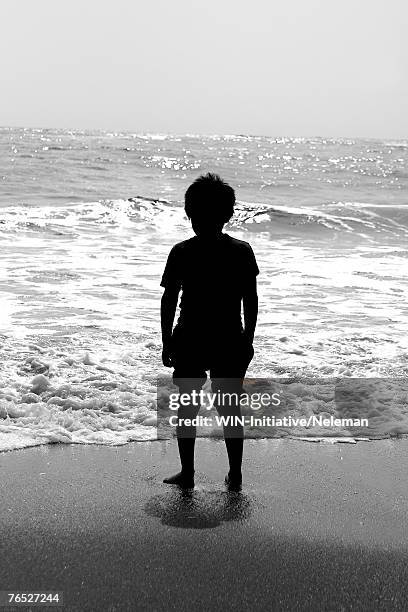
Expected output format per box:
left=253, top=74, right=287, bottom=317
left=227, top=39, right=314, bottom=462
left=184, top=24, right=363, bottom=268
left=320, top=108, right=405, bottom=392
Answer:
left=162, top=343, right=174, bottom=367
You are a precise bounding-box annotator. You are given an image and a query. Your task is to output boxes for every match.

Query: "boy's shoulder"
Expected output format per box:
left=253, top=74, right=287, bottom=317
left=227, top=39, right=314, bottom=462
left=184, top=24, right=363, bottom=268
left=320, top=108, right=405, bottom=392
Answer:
left=222, top=233, right=254, bottom=251
left=170, top=234, right=254, bottom=253
left=170, top=237, right=197, bottom=253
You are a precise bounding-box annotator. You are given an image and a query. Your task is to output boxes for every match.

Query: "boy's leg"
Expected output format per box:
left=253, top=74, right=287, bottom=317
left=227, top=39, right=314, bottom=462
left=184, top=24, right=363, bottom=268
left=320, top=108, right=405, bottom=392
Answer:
left=211, top=333, right=253, bottom=490
left=163, top=374, right=206, bottom=488
left=211, top=376, right=244, bottom=489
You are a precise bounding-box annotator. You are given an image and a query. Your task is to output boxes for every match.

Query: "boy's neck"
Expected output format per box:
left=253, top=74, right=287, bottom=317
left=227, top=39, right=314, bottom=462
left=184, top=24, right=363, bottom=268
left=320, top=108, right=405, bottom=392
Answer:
left=196, top=231, right=226, bottom=242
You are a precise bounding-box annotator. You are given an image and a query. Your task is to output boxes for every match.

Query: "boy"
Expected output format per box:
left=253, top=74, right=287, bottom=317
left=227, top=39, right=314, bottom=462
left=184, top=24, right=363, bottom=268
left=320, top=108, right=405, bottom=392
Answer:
left=160, top=173, right=259, bottom=491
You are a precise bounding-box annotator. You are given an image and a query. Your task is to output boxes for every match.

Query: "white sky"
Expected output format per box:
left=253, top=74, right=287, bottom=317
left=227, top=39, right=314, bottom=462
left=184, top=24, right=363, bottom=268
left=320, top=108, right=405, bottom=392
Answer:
left=1, top=0, right=407, bottom=137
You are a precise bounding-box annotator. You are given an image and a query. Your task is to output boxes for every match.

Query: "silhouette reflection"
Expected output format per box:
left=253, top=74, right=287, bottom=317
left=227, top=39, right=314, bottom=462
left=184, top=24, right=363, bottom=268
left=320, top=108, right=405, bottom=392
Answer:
left=144, top=488, right=252, bottom=529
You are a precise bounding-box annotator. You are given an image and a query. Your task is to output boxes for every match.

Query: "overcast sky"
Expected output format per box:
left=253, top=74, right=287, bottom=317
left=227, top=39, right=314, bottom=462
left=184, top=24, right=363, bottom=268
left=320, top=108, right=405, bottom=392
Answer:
left=1, top=0, right=407, bottom=137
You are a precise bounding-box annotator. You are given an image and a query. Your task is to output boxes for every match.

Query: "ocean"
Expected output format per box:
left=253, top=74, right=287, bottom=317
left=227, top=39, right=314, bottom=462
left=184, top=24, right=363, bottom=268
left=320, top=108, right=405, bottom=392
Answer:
left=1, top=126, right=407, bottom=450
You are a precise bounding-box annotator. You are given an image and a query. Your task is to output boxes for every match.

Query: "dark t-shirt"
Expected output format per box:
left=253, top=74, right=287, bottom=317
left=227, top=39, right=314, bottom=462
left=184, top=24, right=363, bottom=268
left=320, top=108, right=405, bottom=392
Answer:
left=161, top=233, right=259, bottom=336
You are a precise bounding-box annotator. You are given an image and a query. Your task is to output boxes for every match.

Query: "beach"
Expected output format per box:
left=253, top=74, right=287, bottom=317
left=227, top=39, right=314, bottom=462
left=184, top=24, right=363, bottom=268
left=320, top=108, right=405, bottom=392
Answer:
left=1, top=438, right=408, bottom=611
left=1, top=128, right=408, bottom=610
left=2, top=0, right=407, bottom=608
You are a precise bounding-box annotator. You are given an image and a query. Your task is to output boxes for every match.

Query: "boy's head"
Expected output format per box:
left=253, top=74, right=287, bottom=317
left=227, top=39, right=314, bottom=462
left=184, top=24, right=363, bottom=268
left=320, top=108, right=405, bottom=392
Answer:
left=184, top=173, right=235, bottom=237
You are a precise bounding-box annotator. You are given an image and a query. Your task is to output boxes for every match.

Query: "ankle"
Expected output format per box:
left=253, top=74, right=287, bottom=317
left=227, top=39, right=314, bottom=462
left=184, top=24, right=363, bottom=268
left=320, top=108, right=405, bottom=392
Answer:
left=181, top=468, right=195, bottom=476
left=228, top=469, right=242, bottom=480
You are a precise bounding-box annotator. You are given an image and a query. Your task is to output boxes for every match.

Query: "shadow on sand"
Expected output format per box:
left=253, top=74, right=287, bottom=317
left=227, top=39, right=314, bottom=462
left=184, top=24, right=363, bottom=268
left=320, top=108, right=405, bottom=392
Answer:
left=144, top=487, right=252, bottom=529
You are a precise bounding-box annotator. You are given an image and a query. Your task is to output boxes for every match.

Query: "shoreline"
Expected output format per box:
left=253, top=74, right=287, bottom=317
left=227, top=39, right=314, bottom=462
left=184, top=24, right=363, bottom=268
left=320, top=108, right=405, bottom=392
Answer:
left=2, top=431, right=408, bottom=455
left=1, top=439, right=408, bottom=610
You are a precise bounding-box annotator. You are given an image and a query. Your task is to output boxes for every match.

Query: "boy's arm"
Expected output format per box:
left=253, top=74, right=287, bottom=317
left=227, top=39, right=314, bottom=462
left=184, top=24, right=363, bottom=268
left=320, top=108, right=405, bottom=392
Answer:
left=242, top=276, right=258, bottom=345
left=161, top=286, right=180, bottom=367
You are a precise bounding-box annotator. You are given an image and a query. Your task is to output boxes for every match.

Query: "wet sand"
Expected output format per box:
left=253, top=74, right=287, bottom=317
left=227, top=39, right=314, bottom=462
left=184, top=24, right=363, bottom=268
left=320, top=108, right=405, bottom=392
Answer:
left=1, top=439, right=408, bottom=611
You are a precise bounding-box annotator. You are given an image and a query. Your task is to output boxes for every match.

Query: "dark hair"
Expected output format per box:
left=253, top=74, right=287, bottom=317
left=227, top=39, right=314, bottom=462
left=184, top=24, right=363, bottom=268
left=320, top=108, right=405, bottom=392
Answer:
left=184, top=173, right=235, bottom=223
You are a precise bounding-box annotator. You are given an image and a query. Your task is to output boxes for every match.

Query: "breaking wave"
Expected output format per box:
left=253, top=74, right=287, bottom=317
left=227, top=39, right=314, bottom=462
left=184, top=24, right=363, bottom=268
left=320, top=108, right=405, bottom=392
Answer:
left=1, top=196, right=407, bottom=243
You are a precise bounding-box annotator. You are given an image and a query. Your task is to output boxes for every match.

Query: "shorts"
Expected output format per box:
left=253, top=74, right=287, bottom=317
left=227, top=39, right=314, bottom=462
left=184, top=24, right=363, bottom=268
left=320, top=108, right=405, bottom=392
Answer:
left=170, top=324, right=253, bottom=389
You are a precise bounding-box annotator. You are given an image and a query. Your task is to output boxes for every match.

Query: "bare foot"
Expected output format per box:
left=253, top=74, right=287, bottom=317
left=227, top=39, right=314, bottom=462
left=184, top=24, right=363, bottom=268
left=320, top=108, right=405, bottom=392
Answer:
left=163, top=471, right=194, bottom=489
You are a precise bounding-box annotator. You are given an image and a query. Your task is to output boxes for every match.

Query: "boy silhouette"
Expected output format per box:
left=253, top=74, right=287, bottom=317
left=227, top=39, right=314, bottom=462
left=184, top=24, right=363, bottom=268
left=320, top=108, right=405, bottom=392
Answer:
left=160, top=173, right=259, bottom=490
